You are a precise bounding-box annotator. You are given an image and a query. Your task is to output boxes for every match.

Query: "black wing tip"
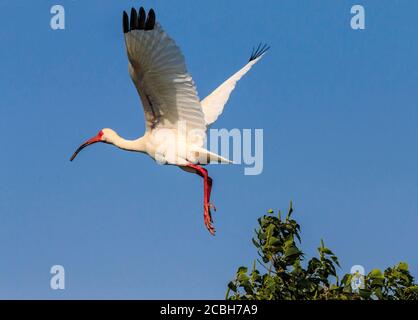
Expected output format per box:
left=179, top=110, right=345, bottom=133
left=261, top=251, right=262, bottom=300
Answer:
left=130, top=7, right=138, bottom=30
left=145, top=9, right=156, bottom=30
left=123, top=7, right=156, bottom=34
left=123, top=11, right=129, bottom=33
left=249, top=43, right=270, bottom=62
left=138, top=7, right=146, bottom=30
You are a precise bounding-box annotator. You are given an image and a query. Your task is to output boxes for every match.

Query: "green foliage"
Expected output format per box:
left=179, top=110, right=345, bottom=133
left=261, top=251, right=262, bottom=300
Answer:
left=226, top=202, right=418, bottom=300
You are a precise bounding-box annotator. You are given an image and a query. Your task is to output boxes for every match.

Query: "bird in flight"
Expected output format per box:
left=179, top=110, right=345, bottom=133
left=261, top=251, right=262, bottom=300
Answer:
left=70, top=6, right=268, bottom=235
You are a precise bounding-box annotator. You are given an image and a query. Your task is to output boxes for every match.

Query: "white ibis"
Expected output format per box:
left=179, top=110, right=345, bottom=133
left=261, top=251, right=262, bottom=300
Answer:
left=70, top=6, right=268, bottom=235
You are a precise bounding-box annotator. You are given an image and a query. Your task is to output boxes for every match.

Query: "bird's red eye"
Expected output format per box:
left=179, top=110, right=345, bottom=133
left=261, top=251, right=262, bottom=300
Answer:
left=98, top=130, right=104, bottom=138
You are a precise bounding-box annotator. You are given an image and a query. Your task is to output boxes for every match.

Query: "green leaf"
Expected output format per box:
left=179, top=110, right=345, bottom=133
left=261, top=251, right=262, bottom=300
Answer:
left=321, top=248, right=334, bottom=255
left=284, top=237, right=294, bottom=246
left=237, top=273, right=250, bottom=283
left=252, top=238, right=260, bottom=248
left=287, top=201, right=293, bottom=218
left=227, top=281, right=237, bottom=292
left=398, top=262, right=409, bottom=271
left=374, top=287, right=383, bottom=299
left=268, top=236, right=281, bottom=247
left=359, top=289, right=372, bottom=299
left=237, top=266, right=248, bottom=274
left=284, top=246, right=300, bottom=258
left=409, top=286, right=418, bottom=293
left=369, top=269, right=383, bottom=278
left=330, top=255, right=341, bottom=268
left=265, top=224, right=276, bottom=235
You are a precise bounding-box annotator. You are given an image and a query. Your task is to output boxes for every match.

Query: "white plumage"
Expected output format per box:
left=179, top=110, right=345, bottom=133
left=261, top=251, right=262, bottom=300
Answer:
left=201, top=52, right=267, bottom=127
left=125, top=23, right=206, bottom=134
left=71, top=7, right=268, bottom=235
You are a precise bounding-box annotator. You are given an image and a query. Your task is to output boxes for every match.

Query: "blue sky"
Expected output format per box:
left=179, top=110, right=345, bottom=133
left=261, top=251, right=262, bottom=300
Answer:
left=0, top=0, right=417, bottom=299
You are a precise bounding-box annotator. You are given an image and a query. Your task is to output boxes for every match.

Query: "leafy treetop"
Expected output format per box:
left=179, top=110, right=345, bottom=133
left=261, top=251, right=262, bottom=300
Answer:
left=226, top=202, right=418, bottom=300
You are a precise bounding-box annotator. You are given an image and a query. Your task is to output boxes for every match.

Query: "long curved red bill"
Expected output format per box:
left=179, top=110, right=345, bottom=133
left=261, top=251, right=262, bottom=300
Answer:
left=70, top=131, right=103, bottom=161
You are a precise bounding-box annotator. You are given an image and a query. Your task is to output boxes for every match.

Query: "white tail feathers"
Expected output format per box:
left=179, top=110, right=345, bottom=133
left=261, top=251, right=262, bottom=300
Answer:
left=192, top=146, right=234, bottom=164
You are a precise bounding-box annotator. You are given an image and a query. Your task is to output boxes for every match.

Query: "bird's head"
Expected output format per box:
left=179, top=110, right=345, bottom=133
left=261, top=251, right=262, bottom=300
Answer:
left=70, top=128, right=117, bottom=161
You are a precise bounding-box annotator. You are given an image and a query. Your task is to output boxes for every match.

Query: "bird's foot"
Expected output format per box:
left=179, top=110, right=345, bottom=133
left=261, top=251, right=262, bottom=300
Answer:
left=208, top=202, right=217, bottom=212
left=204, top=203, right=216, bottom=236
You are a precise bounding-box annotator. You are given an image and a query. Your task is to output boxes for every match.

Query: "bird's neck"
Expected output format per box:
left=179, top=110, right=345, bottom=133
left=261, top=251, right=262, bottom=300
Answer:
left=112, top=134, right=147, bottom=153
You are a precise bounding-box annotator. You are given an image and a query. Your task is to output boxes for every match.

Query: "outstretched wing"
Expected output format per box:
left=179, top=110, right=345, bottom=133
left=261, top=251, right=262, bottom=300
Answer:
left=201, top=44, right=269, bottom=127
left=123, top=8, right=206, bottom=134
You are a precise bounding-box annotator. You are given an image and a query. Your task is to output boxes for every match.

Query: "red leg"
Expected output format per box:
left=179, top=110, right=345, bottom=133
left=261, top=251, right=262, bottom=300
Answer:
left=186, top=164, right=216, bottom=235
left=207, top=176, right=216, bottom=212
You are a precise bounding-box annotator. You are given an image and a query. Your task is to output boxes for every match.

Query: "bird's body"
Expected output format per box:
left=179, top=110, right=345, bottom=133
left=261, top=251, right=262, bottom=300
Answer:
left=71, top=6, right=268, bottom=235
